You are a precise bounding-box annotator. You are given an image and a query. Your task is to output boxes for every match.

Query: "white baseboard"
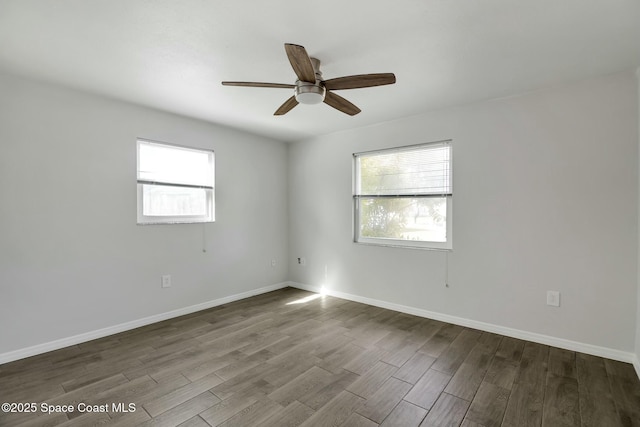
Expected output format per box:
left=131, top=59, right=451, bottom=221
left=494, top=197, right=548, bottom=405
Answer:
left=0, top=282, right=289, bottom=365
left=4, top=280, right=639, bottom=379
left=289, top=282, right=638, bottom=367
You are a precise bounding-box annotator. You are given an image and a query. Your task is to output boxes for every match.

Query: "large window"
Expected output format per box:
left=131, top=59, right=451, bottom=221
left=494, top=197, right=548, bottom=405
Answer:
left=353, top=140, right=452, bottom=249
left=137, top=139, right=214, bottom=224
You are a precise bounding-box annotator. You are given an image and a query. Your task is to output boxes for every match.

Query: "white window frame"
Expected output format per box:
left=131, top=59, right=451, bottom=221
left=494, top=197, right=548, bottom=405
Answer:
left=136, top=138, right=215, bottom=225
left=353, top=140, right=453, bottom=250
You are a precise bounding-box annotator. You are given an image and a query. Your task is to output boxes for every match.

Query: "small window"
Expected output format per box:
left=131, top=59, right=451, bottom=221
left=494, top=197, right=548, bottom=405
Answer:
left=353, top=140, right=452, bottom=249
left=137, top=139, right=214, bottom=224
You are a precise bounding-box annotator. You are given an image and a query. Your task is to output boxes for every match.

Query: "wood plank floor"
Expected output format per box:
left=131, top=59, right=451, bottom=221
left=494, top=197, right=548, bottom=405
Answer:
left=1, top=287, right=639, bottom=427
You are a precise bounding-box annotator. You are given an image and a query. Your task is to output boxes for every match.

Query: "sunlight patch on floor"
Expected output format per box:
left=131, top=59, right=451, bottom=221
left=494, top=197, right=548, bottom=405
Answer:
left=286, top=294, right=322, bottom=305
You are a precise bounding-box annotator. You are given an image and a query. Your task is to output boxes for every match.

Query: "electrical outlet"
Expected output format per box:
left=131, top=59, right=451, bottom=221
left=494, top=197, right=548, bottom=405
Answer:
left=271, top=259, right=276, bottom=267
left=546, top=290, right=560, bottom=307
left=297, top=257, right=306, bottom=266
left=162, top=275, right=172, bottom=288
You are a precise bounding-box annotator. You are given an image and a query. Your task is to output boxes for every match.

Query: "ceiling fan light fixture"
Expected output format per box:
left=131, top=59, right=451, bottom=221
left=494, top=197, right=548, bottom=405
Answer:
left=222, top=43, right=395, bottom=116
left=295, top=82, right=325, bottom=105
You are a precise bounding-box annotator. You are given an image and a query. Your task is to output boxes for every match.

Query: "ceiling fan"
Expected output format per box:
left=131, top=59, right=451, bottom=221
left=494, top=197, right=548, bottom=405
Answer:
left=222, top=43, right=396, bottom=116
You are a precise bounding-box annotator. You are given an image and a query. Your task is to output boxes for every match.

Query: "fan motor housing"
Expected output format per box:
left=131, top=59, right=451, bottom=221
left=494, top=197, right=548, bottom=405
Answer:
left=295, top=81, right=325, bottom=104
left=295, top=57, right=325, bottom=104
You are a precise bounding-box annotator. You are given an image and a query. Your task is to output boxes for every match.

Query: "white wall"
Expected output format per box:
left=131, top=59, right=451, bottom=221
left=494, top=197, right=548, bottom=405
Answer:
left=289, top=71, right=638, bottom=354
left=636, top=67, right=640, bottom=367
left=0, top=72, right=289, bottom=355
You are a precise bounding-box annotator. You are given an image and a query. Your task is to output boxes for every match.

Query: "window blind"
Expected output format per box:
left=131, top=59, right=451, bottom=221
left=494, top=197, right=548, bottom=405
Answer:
left=354, top=141, right=451, bottom=197
left=137, top=139, right=214, bottom=189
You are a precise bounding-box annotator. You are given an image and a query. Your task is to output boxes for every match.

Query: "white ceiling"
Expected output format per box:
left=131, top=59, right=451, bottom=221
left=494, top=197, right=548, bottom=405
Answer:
left=1, top=0, right=639, bottom=142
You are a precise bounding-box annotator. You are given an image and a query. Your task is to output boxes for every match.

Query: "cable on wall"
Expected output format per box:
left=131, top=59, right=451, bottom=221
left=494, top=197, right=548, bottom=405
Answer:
left=202, top=223, right=207, bottom=253
left=445, top=251, right=449, bottom=287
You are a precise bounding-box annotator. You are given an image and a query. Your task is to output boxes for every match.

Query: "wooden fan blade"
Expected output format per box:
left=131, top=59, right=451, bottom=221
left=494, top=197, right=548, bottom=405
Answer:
left=323, top=73, right=396, bottom=90
left=274, top=96, right=299, bottom=115
left=284, top=43, right=316, bottom=83
left=222, top=81, right=295, bottom=89
left=324, top=91, right=361, bottom=116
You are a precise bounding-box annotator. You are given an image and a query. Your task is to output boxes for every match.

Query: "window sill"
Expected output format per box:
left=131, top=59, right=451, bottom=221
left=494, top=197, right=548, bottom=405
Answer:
left=354, top=239, right=452, bottom=251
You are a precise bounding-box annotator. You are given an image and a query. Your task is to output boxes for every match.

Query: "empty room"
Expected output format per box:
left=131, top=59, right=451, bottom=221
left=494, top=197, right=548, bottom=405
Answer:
left=1, top=1, right=640, bottom=426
